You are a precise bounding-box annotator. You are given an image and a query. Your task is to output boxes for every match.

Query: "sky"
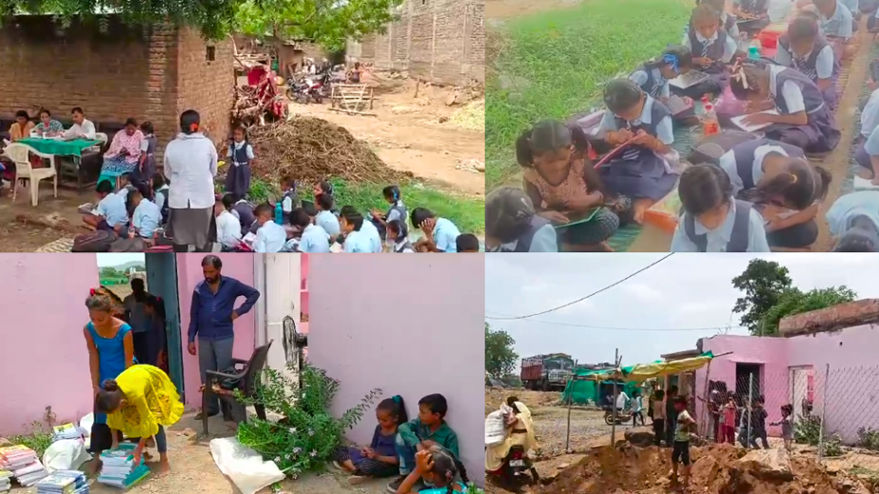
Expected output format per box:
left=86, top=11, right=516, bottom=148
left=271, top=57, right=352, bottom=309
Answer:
left=485, top=254, right=879, bottom=367
left=96, top=253, right=145, bottom=268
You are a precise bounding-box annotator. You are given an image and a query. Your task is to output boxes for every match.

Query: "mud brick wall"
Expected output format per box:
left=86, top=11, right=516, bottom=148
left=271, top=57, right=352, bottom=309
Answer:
left=780, top=299, right=879, bottom=336
left=175, top=28, right=234, bottom=146
left=348, top=0, right=485, bottom=85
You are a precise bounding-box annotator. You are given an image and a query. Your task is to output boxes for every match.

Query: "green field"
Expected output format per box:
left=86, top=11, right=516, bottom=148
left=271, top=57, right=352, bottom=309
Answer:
left=485, top=0, right=692, bottom=189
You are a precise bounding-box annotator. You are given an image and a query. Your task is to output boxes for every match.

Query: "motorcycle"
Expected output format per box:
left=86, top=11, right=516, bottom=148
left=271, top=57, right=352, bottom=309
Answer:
left=287, top=72, right=330, bottom=104
left=487, top=445, right=539, bottom=492
left=603, top=404, right=633, bottom=425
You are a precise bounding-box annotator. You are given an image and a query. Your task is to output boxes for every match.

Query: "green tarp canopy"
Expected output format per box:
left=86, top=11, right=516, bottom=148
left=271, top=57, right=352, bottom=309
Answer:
left=560, top=368, right=638, bottom=405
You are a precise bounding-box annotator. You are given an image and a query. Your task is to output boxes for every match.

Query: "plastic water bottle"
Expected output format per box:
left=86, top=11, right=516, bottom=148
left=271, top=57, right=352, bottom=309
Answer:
left=695, top=95, right=710, bottom=118
left=703, top=102, right=719, bottom=136
left=274, top=202, right=283, bottom=225
left=748, top=44, right=761, bottom=61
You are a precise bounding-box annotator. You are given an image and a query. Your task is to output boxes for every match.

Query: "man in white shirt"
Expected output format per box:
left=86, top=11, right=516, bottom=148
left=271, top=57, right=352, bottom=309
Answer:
left=62, top=107, right=97, bottom=140
left=215, top=194, right=243, bottom=251
left=252, top=203, right=286, bottom=253
left=163, top=110, right=218, bottom=251
left=616, top=390, right=630, bottom=412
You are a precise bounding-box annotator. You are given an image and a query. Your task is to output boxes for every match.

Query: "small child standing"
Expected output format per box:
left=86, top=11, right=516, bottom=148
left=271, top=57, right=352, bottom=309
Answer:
left=652, top=390, right=666, bottom=446
left=226, top=125, right=254, bottom=200
left=722, top=395, right=737, bottom=444
left=770, top=404, right=795, bottom=451
left=671, top=396, right=695, bottom=487
left=279, top=175, right=298, bottom=223
left=749, top=396, right=770, bottom=449
left=334, top=396, right=407, bottom=484
left=631, top=391, right=645, bottom=427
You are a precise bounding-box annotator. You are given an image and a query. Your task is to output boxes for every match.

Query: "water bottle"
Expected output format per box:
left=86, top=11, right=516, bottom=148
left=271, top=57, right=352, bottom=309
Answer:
left=274, top=202, right=283, bottom=225
left=703, top=102, right=720, bottom=136
left=748, top=43, right=761, bottom=61
left=695, top=95, right=710, bottom=118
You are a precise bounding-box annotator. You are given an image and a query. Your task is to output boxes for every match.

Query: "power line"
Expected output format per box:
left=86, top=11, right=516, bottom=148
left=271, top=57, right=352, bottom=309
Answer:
left=523, top=318, right=747, bottom=332
left=486, top=253, right=675, bottom=320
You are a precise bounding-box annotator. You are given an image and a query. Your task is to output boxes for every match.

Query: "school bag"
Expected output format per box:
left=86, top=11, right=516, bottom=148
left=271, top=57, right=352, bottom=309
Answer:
left=687, top=131, right=757, bottom=165
left=683, top=200, right=752, bottom=252
left=155, top=187, right=170, bottom=224
left=72, top=230, right=118, bottom=252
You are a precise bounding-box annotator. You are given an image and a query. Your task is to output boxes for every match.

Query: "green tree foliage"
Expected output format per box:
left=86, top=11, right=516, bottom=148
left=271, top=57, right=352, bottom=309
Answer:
left=759, top=286, right=857, bottom=336
left=234, top=0, right=403, bottom=52
left=485, top=322, right=518, bottom=378
left=732, top=259, right=793, bottom=334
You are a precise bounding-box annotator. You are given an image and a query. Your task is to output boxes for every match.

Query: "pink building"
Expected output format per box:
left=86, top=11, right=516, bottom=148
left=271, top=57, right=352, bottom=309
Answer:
left=693, top=300, right=879, bottom=443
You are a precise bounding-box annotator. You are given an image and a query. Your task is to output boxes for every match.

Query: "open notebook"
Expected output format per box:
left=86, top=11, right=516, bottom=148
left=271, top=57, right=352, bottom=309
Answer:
left=730, top=110, right=780, bottom=132
left=669, top=71, right=709, bottom=89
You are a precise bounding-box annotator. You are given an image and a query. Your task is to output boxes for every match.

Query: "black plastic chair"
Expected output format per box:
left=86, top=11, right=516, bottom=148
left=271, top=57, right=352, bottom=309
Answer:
left=203, top=340, right=272, bottom=435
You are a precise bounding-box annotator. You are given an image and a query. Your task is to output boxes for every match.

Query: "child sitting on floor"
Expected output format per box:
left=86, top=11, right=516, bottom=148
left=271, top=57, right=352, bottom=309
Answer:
left=680, top=4, right=737, bottom=97
left=371, top=185, right=408, bottom=240
left=334, top=396, right=407, bottom=485
left=216, top=194, right=243, bottom=251
left=733, top=0, right=771, bottom=34
left=596, top=80, right=679, bottom=225
left=82, top=180, right=129, bottom=233
left=316, top=193, right=341, bottom=243
left=730, top=61, right=840, bottom=153
left=629, top=45, right=694, bottom=104
left=128, top=188, right=162, bottom=241
left=485, top=186, right=558, bottom=253
left=152, top=174, right=170, bottom=225
left=116, top=173, right=136, bottom=202
left=412, top=208, right=462, bottom=253
left=826, top=190, right=879, bottom=251
left=287, top=207, right=330, bottom=253
left=395, top=448, right=468, bottom=494
left=387, top=394, right=460, bottom=493
left=341, top=205, right=382, bottom=253
left=387, top=219, right=415, bottom=253
left=672, top=163, right=770, bottom=252
left=455, top=234, right=479, bottom=252
left=776, top=15, right=840, bottom=110
left=133, top=121, right=157, bottom=197
left=340, top=207, right=373, bottom=253
left=701, top=0, right=740, bottom=40
left=252, top=203, right=286, bottom=253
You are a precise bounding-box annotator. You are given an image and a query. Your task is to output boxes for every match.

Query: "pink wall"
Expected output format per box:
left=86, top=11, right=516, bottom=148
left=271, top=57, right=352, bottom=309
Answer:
left=0, top=254, right=99, bottom=435
left=176, top=254, right=257, bottom=407
left=307, top=254, right=486, bottom=485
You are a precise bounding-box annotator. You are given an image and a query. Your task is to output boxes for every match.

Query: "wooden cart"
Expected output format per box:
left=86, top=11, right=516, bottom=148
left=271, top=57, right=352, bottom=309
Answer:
left=329, top=84, right=376, bottom=116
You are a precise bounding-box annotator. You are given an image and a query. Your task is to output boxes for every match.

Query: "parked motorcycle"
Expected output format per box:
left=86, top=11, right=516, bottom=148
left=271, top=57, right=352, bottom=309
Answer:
left=487, top=445, right=539, bottom=492
left=287, top=72, right=330, bottom=104
left=603, top=404, right=633, bottom=425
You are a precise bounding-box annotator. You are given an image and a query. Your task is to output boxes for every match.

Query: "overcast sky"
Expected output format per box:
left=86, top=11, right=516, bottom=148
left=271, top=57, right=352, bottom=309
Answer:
left=97, top=253, right=145, bottom=268
left=485, top=254, right=879, bottom=367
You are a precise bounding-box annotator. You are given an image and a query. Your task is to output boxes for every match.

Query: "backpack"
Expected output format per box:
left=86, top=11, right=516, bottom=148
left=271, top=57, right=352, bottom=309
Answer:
left=155, top=188, right=170, bottom=224
left=72, top=230, right=118, bottom=252
left=687, top=131, right=758, bottom=165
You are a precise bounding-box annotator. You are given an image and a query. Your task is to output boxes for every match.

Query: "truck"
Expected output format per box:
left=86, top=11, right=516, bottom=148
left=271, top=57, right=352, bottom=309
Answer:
left=520, top=353, right=575, bottom=391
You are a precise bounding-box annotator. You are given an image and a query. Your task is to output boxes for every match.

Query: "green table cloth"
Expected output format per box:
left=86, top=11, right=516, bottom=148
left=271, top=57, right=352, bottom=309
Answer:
left=18, top=137, right=100, bottom=157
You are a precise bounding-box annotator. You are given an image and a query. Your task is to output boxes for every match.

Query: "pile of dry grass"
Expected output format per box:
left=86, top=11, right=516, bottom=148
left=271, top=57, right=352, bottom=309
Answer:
left=248, top=117, right=412, bottom=185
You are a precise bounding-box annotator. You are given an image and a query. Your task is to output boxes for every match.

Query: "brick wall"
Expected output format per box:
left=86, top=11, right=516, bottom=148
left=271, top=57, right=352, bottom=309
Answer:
left=347, top=0, right=484, bottom=85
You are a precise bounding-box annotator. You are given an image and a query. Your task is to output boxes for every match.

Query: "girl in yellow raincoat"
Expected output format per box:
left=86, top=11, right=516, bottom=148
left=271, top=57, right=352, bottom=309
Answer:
left=485, top=397, right=537, bottom=473
left=95, top=364, right=184, bottom=474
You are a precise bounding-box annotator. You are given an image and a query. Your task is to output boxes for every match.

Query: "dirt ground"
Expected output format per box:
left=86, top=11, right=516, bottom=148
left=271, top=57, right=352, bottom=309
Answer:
left=290, top=77, right=485, bottom=198
left=9, top=413, right=393, bottom=494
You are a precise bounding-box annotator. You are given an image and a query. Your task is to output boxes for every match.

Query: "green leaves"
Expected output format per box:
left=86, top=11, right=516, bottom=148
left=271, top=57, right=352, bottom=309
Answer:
left=485, top=322, right=518, bottom=378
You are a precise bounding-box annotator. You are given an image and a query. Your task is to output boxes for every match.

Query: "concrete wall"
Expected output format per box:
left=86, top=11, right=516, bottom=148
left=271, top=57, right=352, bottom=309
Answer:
left=0, top=254, right=99, bottom=435
left=176, top=254, right=257, bottom=407
left=307, top=254, right=485, bottom=485
left=348, top=0, right=485, bottom=85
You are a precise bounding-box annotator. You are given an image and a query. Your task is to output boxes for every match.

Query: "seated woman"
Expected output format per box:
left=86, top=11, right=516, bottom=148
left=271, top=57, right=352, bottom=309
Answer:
left=101, top=118, right=144, bottom=177
left=8, top=110, right=34, bottom=142
left=776, top=16, right=840, bottom=110
left=34, top=108, right=64, bottom=137
left=730, top=61, right=840, bottom=153
left=517, top=120, right=620, bottom=251
left=596, top=79, right=679, bottom=224
left=679, top=4, right=738, bottom=99
left=719, top=138, right=831, bottom=250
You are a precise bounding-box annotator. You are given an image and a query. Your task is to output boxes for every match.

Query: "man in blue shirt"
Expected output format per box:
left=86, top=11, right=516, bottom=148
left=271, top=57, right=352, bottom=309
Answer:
left=188, top=255, right=260, bottom=419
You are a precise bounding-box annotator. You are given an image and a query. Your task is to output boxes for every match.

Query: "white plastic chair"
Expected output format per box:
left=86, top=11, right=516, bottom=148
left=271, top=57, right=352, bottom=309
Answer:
left=4, top=142, right=57, bottom=206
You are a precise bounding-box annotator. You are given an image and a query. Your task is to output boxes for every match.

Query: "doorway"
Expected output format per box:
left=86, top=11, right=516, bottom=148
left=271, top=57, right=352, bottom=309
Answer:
left=789, top=366, right=815, bottom=419
left=735, top=363, right=762, bottom=404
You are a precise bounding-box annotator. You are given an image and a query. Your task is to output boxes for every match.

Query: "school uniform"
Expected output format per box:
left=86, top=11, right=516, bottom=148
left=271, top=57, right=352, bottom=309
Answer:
left=315, top=210, right=341, bottom=238
left=225, top=141, right=253, bottom=199
left=154, top=184, right=170, bottom=224
left=721, top=12, right=741, bottom=40
left=130, top=133, right=157, bottom=195
left=856, top=90, right=879, bottom=168
left=233, top=199, right=257, bottom=235
left=488, top=217, right=559, bottom=252
left=734, top=0, right=771, bottom=33
left=392, top=238, right=415, bottom=253
left=132, top=198, right=162, bottom=239
left=96, top=193, right=128, bottom=229
left=680, top=27, right=736, bottom=97
left=371, top=200, right=407, bottom=240
left=280, top=187, right=298, bottom=222
left=298, top=224, right=330, bottom=253
left=253, top=221, right=286, bottom=253
left=826, top=191, right=879, bottom=240
left=629, top=63, right=669, bottom=100
left=359, top=219, right=383, bottom=253
left=431, top=217, right=461, bottom=252
left=216, top=210, right=243, bottom=250
left=776, top=35, right=839, bottom=110
left=671, top=198, right=771, bottom=252
left=764, top=65, right=841, bottom=152
left=343, top=229, right=374, bottom=253
left=596, top=95, right=679, bottom=201
left=820, top=1, right=854, bottom=40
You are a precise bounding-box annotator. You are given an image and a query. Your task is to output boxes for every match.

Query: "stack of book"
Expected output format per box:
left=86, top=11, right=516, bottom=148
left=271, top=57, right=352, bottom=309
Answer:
left=0, top=445, right=48, bottom=487
left=52, top=423, right=85, bottom=442
left=97, top=444, right=150, bottom=489
left=35, top=470, right=89, bottom=494
left=0, top=470, right=11, bottom=492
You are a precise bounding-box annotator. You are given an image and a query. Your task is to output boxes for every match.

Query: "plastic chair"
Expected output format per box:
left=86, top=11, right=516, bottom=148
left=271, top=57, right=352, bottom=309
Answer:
left=202, top=340, right=273, bottom=435
left=4, top=142, right=57, bottom=206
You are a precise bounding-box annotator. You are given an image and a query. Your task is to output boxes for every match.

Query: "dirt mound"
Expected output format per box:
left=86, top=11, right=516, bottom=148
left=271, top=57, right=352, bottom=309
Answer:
left=248, top=117, right=412, bottom=186
left=538, top=443, right=867, bottom=494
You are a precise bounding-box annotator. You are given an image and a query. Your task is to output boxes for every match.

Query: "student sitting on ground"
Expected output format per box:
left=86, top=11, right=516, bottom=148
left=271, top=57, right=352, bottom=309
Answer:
left=279, top=174, right=298, bottom=223
left=672, top=163, right=770, bottom=252
left=287, top=207, right=330, bottom=253
left=252, top=203, right=286, bottom=253
left=596, top=80, right=678, bottom=225
left=455, top=234, right=479, bottom=253
left=340, top=205, right=382, bottom=252
left=776, top=16, right=840, bottom=110
left=395, top=448, right=468, bottom=494
left=813, top=0, right=854, bottom=44
left=855, top=116, right=879, bottom=186
left=83, top=180, right=129, bottom=233
left=411, top=208, right=461, bottom=253
left=316, top=193, right=341, bottom=243
left=387, top=394, right=459, bottom=493
left=340, top=207, right=373, bottom=253
left=152, top=174, right=170, bottom=225
left=730, top=61, right=840, bottom=153
left=629, top=45, right=694, bottom=104
left=314, top=180, right=336, bottom=210
left=215, top=194, right=243, bottom=251
left=232, top=196, right=257, bottom=236
left=334, top=396, right=407, bottom=484
left=733, top=0, right=770, bottom=33
left=371, top=185, right=408, bottom=240
left=718, top=138, right=830, bottom=250
left=826, top=190, right=879, bottom=251
left=133, top=121, right=158, bottom=197
left=129, top=188, right=162, bottom=241
left=485, top=186, right=558, bottom=253
left=679, top=4, right=737, bottom=97
left=387, top=219, right=415, bottom=253
left=700, top=0, right=740, bottom=40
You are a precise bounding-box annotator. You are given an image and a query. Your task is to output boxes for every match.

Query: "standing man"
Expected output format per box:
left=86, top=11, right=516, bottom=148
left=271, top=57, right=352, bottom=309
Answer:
left=188, top=255, right=260, bottom=420
left=164, top=110, right=218, bottom=252
left=123, top=278, right=157, bottom=365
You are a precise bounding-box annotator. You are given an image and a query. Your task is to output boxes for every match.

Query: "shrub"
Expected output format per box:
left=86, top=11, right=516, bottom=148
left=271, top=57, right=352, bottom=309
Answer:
left=823, top=433, right=844, bottom=457
left=858, top=427, right=879, bottom=451
left=794, top=414, right=822, bottom=445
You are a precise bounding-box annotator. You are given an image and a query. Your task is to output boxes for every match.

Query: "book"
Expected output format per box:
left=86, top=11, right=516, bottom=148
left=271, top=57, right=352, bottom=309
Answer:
left=730, top=110, right=780, bottom=132
left=669, top=70, right=709, bottom=89
left=554, top=208, right=601, bottom=230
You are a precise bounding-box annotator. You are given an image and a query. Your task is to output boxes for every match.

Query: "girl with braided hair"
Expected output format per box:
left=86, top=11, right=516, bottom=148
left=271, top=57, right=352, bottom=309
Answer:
left=333, top=395, right=408, bottom=484
left=395, top=447, right=468, bottom=494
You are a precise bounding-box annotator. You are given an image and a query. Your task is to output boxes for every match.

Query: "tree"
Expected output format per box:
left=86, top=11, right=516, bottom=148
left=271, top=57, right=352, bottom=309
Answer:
left=759, top=286, right=857, bottom=336
left=732, top=259, right=793, bottom=335
left=234, top=0, right=404, bottom=54
left=485, top=323, right=517, bottom=379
